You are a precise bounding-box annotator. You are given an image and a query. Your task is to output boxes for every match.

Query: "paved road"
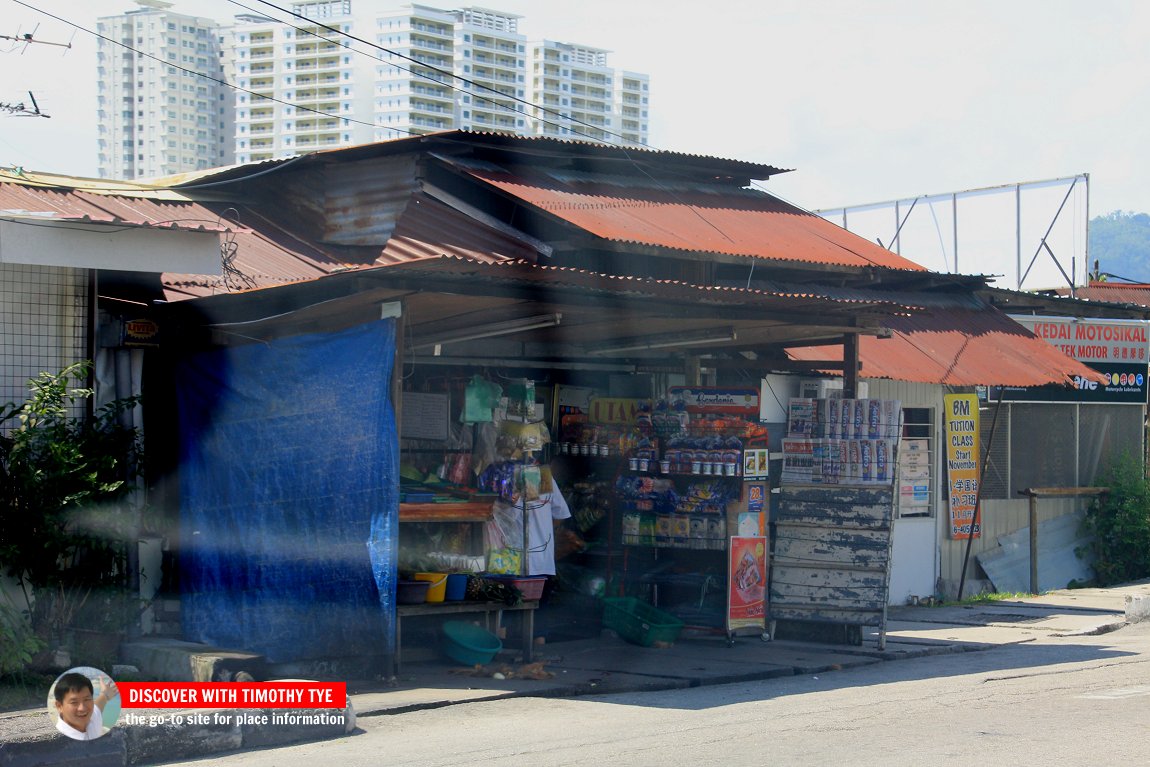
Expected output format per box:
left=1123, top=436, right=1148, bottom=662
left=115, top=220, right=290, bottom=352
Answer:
left=158, top=623, right=1150, bottom=766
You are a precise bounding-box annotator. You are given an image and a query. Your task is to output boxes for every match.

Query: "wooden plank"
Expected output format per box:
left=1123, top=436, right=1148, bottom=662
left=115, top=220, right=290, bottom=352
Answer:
left=768, top=605, right=884, bottom=626
left=780, top=486, right=895, bottom=506
left=769, top=590, right=887, bottom=612
left=399, top=502, right=493, bottom=523
left=773, top=525, right=891, bottom=569
left=774, top=501, right=892, bottom=528
left=770, top=565, right=888, bottom=593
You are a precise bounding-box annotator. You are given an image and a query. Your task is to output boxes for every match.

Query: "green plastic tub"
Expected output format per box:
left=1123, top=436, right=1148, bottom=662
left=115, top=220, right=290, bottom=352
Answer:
left=601, top=597, right=685, bottom=647
left=441, top=620, right=503, bottom=665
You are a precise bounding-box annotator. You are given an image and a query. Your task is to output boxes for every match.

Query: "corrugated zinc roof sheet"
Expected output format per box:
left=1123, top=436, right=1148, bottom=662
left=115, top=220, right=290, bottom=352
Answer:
left=376, top=195, right=546, bottom=266
left=1058, top=283, right=1150, bottom=308
left=0, top=181, right=229, bottom=232
left=786, top=306, right=1105, bottom=387
left=462, top=167, right=926, bottom=271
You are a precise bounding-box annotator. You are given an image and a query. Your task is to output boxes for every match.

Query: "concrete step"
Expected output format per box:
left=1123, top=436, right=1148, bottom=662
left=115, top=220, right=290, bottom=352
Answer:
left=120, top=638, right=266, bottom=683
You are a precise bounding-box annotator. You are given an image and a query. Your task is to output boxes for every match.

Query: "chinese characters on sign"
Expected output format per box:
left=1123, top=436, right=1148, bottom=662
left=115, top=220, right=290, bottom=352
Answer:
left=944, top=394, right=980, bottom=539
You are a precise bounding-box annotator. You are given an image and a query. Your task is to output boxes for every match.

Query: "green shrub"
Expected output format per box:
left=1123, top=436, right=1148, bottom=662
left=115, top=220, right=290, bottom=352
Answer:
left=0, top=601, right=42, bottom=677
left=0, top=363, right=143, bottom=639
left=1083, top=454, right=1150, bottom=586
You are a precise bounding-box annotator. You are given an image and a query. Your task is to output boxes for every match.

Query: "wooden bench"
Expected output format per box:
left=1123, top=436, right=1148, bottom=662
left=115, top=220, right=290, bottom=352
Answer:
left=393, top=600, right=539, bottom=675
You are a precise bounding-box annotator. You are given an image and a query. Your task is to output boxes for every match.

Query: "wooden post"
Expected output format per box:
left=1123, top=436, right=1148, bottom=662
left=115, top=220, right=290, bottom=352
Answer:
left=1017, top=487, right=1108, bottom=596
left=843, top=334, right=859, bottom=398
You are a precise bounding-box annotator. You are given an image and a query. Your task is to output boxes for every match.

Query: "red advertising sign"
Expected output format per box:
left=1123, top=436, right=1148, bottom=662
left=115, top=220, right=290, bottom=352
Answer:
left=727, top=536, right=767, bottom=632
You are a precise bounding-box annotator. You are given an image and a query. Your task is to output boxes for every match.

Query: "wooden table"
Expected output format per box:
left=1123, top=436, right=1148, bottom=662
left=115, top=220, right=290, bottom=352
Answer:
left=393, top=599, right=539, bottom=675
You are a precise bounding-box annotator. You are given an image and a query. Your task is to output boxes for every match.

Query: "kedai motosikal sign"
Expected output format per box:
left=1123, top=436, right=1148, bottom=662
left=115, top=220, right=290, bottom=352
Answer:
left=1004, top=316, right=1150, bottom=403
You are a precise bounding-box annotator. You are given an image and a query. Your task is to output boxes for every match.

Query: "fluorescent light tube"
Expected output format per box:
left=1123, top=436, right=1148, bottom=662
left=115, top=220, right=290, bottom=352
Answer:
left=412, top=313, right=562, bottom=349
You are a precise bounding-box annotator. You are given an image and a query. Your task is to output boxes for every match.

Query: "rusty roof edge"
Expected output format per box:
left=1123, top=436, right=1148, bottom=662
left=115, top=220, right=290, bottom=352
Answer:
left=370, top=255, right=928, bottom=310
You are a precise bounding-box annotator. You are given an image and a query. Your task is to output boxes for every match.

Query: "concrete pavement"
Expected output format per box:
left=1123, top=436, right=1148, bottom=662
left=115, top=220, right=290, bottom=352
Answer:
left=3, top=580, right=1148, bottom=767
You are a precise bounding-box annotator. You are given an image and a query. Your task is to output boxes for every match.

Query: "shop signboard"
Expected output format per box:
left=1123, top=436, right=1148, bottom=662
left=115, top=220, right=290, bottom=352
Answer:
left=999, top=316, right=1150, bottom=404
left=727, top=536, right=767, bottom=632
left=944, top=394, right=980, bottom=539
left=668, top=386, right=759, bottom=416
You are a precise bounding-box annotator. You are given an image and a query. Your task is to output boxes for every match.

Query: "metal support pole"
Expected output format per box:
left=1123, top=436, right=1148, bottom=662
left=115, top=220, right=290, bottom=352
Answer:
left=1028, top=491, right=1039, bottom=594
left=1016, top=184, right=1022, bottom=290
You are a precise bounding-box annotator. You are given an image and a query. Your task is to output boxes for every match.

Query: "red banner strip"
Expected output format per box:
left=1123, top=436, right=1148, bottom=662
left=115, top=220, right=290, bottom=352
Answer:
left=118, top=682, right=346, bottom=709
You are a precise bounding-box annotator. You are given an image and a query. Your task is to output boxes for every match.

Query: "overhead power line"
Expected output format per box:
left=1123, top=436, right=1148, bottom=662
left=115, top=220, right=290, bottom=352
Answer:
left=10, top=0, right=392, bottom=134
left=235, top=0, right=640, bottom=148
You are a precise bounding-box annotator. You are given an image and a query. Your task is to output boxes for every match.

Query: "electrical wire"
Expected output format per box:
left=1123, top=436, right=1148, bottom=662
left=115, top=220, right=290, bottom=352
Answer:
left=10, top=0, right=390, bottom=135
left=11, top=0, right=760, bottom=261
left=237, top=0, right=643, bottom=148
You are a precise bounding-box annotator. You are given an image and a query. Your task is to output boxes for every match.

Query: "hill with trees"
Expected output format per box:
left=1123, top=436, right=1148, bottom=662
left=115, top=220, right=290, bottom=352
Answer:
left=1090, top=211, right=1150, bottom=282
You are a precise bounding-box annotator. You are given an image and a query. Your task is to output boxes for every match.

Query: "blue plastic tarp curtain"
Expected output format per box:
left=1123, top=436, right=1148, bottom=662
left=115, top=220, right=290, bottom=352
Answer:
left=176, top=319, right=397, bottom=663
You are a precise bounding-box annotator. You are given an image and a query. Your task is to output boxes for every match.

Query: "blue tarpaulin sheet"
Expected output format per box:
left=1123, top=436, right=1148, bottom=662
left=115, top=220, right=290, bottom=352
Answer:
left=176, top=320, right=398, bottom=663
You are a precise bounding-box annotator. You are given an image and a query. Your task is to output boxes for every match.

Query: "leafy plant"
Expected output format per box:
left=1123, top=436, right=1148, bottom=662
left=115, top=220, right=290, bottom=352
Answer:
left=0, top=363, right=144, bottom=637
left=1082, top=453, right=1150, bottom=586
left=0, top=600, right=43, bottom=677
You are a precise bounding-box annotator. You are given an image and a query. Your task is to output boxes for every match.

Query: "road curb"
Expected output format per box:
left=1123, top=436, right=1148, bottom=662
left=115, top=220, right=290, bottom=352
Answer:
left=0, top=704, right=354, bottom=767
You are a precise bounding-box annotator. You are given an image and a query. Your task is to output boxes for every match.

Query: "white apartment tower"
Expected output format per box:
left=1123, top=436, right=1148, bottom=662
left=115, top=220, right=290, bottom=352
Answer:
left=96, top=0, right=231, bottom=179
left=231, top=1, right=378, bottom=164
left=98, top=2, right=650, bottom=174
left=526, top=41, right=648, bottom=144
left=375, top=5, right=527, bottom=138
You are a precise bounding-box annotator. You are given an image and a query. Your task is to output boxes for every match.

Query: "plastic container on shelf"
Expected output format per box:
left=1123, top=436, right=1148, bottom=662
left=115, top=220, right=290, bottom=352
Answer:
left=488, top=574, right=547, bottom=601
left=414, top=572, right=448, bottom=602
left=444, top=573, right=468, bottom=601
left=397, top=580, right=431, bottom=605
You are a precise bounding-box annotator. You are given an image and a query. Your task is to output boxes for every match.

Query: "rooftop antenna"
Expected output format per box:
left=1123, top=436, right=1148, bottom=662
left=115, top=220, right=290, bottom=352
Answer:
left=0, top=91, right=50, bottom=118
left=1, top=24, right=73, bottom=53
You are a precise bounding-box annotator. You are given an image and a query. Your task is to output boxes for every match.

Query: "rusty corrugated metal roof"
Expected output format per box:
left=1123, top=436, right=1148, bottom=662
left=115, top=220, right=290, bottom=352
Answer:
left=162, top=208, right=375, bottom=300
left=1056, top=282, right=1150, bottom=308
left=376, top=195, right=543, bottom=266
left=460, top=166, right=926, bottom=271
left=0, top=180, right=230, bottom=232
left=156, top=130, right=790, bottom=191
left=786, top=306, right=1105, bottom=387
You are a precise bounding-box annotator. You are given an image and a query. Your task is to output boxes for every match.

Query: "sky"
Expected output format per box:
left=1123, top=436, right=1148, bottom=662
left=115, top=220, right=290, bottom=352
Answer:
left=2, top=0, right=1148, bottom=284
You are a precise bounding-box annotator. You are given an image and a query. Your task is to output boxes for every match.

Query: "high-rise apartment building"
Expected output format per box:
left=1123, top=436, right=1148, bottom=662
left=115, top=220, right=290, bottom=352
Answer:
left=97, top=1, right=650, bottom=177
left=96, top=0, right=232, bottom=179
left=527, top=41, right=649, bottom=144
left=232, top=1, right=378, bottom=163
left=376, top=5, right=528, bottom=138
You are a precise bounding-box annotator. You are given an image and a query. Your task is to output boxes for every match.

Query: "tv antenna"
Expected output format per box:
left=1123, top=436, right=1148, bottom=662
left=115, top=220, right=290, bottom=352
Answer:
left=1, top=25, right=73, bottom=53
left=0, top=91, right=50, bottom=118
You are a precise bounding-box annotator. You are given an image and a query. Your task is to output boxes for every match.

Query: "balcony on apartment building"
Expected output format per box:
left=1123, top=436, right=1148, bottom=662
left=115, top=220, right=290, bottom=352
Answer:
left=410, top=84, right=452, bottom=102
left=410, top=100, right=450, bottom=116
left=411, top=22, right=452, bottom=38
left=410, top=36, right=451, bottom=52
left=295, top=56, right=342, bottom=71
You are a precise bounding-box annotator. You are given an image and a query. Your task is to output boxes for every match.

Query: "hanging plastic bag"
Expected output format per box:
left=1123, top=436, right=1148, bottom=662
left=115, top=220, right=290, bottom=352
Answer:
left=462, top=375, right=502, bottom=423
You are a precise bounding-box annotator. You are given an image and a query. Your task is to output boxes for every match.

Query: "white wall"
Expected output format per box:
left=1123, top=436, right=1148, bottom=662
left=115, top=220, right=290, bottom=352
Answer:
left=865, top=379, right=944, bottom=603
